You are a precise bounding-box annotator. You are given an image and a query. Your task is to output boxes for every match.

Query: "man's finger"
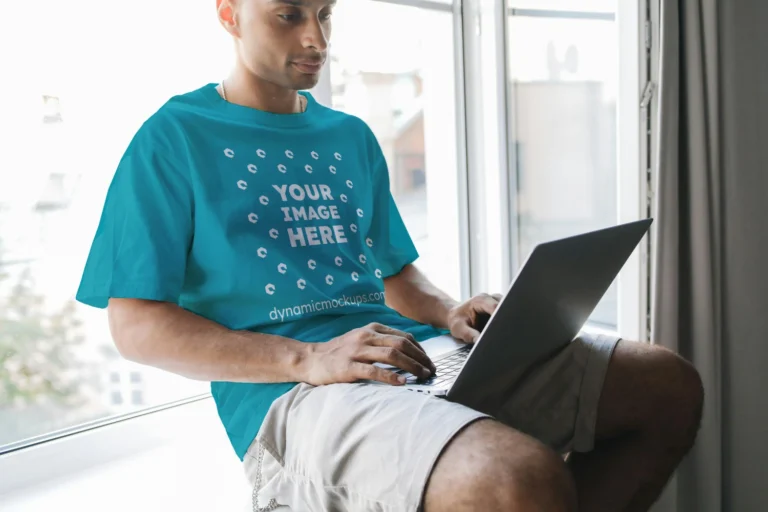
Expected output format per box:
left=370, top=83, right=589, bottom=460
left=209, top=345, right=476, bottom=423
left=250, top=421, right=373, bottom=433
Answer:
left=371, top=334, right=435, bottom=371
left=357, top=346, right=431, bottom=378
left=351, top=362, right=404, bottom=386
left=369, top=323, right=427, bottom=355
left=492, top=293, right=503, bottom=302
left=474, top=296, right=499, bottom=316
left=369, top=323, right=417, bottom=342
left=453, top=322, right=481, bottom=344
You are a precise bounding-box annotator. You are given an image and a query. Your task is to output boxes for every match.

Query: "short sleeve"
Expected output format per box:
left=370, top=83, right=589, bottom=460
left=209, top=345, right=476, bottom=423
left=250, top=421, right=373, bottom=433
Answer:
left=76, top=124, right=194, bottom=309
left=366, top=135, right=420, bottom=278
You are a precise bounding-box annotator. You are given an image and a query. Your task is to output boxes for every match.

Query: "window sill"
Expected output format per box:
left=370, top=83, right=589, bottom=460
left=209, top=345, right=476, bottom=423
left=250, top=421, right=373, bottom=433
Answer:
left=0, top=396, right=249, bottom=511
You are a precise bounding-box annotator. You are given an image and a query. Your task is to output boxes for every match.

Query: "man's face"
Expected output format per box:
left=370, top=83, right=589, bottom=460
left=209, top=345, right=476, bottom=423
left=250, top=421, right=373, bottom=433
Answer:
left=220, top=0, right=334, bottom=90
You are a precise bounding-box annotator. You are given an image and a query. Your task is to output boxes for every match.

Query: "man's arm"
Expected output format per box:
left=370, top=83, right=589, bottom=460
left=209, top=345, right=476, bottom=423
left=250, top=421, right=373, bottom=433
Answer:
left=107, top=298, right=435, bottom=385
left=108, top=299, right=310, bottom=383
left=383, top=264, right=459, bottom=330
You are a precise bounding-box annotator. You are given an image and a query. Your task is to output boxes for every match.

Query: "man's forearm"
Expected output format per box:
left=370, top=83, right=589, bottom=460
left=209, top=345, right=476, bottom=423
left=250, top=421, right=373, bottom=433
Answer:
left=383, top=264, right=459, bottom=329
left=108, top=298, right=311, bottom=384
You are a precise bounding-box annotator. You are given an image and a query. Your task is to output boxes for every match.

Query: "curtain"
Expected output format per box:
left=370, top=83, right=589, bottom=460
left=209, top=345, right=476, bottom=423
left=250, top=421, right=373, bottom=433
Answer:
left=653, top=1, right=768, bottom=511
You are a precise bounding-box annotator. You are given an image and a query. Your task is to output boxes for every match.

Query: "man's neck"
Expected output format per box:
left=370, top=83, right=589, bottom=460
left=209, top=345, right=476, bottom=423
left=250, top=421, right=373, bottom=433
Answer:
left=222, top=66, right=303, bottom=114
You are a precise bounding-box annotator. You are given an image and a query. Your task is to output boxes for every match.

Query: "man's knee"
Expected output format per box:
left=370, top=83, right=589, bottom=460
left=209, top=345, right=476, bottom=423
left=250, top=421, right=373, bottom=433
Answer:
left=662, top=350, right=704, bottom=445
left=604, top=342, right=704, bottom=445
left=633, top=344, right=704, bottom=447
left=424, top=420, right=577, bottom=512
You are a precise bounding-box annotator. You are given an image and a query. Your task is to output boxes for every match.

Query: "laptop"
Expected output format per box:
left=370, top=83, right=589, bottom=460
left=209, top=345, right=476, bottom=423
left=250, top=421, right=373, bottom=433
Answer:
left=383, top=219, right=653, bottom=405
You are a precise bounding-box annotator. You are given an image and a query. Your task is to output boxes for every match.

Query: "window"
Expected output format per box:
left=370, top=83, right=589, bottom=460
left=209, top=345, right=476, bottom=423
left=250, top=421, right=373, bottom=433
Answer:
left=0, top=0, right=648, bottom=463
left=131, top=390, right=144, bottom=406
left=330, top=0, right=463, bottom=300
left=0, top=0, right=228, bottom=451
left=505, top=0, right=631, bottom=330
left=411, top=168, right=427, bottom=188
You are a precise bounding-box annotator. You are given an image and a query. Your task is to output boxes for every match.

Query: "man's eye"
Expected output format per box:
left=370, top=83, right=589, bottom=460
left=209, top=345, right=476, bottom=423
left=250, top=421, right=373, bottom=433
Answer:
left=320, top=11, right=333, bottom=21
left=278, top=14, right=299, bottom=22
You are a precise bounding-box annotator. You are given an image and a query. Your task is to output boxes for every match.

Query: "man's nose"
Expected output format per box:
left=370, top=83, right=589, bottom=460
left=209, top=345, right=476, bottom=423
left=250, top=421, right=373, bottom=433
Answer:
left=302, top=19, right=329, bottom=52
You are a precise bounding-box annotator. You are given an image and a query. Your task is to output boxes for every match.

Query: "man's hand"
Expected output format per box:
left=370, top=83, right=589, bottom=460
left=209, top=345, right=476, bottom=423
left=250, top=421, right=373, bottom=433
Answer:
left=303, top=323, right=436, bottom=386
left=447, top=293, right=503, bottom=343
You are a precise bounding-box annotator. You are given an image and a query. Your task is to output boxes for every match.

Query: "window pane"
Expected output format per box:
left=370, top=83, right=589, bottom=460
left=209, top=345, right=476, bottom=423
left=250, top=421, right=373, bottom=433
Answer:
left=0, top=0, right=227, bottom=450
left=506, top=3, right=620, bottom=328
left=131, top=390, right=144, bottom=407
left=330, top=0, right=462, bottom=299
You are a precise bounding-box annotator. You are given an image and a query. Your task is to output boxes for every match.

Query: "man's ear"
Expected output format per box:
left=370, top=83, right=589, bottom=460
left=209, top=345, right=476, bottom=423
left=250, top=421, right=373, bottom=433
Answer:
left=217, top=0, right=240, bottom=37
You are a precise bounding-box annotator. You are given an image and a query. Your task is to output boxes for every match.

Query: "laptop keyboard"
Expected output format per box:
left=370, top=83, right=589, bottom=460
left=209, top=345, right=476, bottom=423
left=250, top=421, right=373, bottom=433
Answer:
left=397, top=345, right=471, bottom=385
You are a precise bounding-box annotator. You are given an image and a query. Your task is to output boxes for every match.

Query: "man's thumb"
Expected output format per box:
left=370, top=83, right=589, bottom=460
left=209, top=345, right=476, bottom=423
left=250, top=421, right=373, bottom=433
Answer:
left=454, top=323, right=481, bottom=343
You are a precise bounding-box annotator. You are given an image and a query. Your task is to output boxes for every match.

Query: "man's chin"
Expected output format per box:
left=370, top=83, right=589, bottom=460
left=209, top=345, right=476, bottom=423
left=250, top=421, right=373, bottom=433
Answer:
left=284, top=68, right=321, bottom=91
left=291, top=75, right=320, bottom=91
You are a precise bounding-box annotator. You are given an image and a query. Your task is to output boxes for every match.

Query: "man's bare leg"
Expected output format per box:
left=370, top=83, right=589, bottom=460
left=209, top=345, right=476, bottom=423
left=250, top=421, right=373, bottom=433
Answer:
left=567, top=341, right=704, bottom=511
left=424, top=419, right=577, bottom=512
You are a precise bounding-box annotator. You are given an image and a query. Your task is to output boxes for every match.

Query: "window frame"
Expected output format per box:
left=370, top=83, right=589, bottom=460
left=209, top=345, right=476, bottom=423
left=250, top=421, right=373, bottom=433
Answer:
left=615, top=0, right=651, bottom=342
left=464, top=0, right=651, bottom=340
left=324, top=0, right=471, bottom=300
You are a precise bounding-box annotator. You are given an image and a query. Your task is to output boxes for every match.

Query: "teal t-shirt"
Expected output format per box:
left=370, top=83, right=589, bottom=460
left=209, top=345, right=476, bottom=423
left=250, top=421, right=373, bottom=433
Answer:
left=76, top=84, right=445, bottom=460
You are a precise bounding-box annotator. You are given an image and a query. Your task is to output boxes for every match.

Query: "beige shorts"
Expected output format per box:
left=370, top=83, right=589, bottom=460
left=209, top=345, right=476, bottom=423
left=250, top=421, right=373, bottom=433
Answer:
left=243, top=333, right=619, bottom=512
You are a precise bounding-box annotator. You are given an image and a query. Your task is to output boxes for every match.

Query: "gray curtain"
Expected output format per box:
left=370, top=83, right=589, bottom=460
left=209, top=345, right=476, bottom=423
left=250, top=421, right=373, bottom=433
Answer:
left=653, top=1, right=768, bottom=511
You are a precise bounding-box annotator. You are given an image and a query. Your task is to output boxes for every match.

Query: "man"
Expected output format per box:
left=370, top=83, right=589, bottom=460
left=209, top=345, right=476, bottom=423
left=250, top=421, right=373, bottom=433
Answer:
left=76, top=0, right=704, bottom=510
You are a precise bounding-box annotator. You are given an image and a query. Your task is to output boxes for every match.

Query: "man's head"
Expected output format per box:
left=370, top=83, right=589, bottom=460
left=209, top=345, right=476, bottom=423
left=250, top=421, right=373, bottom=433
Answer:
left=217, top=0, right=334, bottom=91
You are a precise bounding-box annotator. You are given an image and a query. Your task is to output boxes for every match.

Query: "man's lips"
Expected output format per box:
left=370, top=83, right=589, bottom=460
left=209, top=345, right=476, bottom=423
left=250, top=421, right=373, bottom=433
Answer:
left=292, top=61, right=324, bottom=74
